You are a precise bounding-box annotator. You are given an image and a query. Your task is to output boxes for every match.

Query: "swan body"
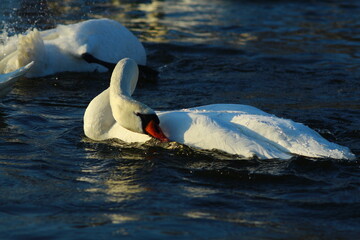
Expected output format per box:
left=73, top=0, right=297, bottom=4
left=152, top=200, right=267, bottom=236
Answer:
left=0, top=61, right=34, bottom=97
left=84, top=58, right=355, bottom=160
left=158, top=104, right=355, bottom=159
left=0, top=19, right=146, bottom=77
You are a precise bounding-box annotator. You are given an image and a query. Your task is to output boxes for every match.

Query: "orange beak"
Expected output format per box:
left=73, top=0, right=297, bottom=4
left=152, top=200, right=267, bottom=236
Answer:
left=144, top=120, right=169, bottom=142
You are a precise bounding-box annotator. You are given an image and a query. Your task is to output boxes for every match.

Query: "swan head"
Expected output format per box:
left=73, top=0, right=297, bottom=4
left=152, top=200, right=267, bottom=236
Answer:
left=110, top=58, right=169, bottom=142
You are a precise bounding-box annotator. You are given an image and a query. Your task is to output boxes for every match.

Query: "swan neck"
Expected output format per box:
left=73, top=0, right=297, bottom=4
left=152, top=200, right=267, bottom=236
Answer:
left=110, top=59, right=139, bottom=98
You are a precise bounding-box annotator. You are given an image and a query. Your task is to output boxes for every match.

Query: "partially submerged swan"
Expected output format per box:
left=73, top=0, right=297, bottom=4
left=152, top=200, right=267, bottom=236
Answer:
left=0, top=61, right=34, bottom=97
left=84, top=58, right=355, bottom=160
left=0, top=18, right=156, bottom=80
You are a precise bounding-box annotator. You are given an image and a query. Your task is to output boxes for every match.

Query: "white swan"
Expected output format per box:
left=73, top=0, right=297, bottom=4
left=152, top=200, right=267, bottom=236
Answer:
left=0, top=18, right=150, bottom=78
left=84, top=58, right=355, bottom=160
left=0, top=61, right=34, bottom=97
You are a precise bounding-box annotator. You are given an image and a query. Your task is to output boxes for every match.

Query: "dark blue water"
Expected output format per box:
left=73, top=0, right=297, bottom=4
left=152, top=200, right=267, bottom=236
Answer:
left=1, top=0, right=359, bottom=239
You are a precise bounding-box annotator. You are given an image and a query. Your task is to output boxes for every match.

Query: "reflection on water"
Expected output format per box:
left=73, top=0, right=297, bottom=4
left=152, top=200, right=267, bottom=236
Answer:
left=181, top=185, right=219, bottom=198
left=3, top=0, right=358, bottom=56
left=0, top=0, right=359, bottom=239
left=79, top=167, right=147, bottom=208
left=108, top=0, right=258, bottom=45
left=183, top=210, right=271, bottom=228
left=1, top=0, right=257, bottom=46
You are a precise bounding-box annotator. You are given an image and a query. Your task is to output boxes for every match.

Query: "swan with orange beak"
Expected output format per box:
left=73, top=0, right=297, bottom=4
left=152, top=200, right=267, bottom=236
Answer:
left=84, top=58, right=168, bottom=142
left=84, top=58, right=354, bottom=160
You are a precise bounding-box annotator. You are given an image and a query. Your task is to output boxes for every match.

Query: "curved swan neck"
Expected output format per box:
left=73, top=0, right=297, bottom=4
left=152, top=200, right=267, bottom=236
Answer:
left=110, top=58, right=139, bottom=97
left=108, top=58, right=155, bottom=134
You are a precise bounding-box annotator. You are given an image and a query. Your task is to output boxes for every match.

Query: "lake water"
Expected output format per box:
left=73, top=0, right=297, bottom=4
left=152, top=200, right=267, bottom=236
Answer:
left=0, top=0, right=359, bottom=239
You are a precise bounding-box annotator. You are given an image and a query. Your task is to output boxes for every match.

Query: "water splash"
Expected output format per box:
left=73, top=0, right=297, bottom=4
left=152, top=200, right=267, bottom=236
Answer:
left=0, top=21, right=14, bottom=44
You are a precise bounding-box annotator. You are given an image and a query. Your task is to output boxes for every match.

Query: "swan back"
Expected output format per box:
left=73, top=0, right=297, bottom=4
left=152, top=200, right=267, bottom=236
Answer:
left=158, top=104, right=355, bottom=160
left=1, top=19, right=147, bottom=77
left=43, top=19, right=146, bottom=66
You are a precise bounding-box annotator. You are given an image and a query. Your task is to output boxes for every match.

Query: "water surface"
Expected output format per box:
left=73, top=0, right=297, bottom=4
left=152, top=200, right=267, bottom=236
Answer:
left=0, top=0, right=359, bottom=239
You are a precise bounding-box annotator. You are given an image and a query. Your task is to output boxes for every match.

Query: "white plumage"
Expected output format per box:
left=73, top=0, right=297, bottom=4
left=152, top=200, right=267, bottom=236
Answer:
left=84, top=58, right=355, bottom=160
left=0, top=61, right=34, bottom=97
left=0, top=19, right=146, bottom=77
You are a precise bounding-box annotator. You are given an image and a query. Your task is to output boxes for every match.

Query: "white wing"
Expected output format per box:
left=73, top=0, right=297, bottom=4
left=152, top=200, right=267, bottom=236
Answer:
left=0, top=61, right=34, bottom=97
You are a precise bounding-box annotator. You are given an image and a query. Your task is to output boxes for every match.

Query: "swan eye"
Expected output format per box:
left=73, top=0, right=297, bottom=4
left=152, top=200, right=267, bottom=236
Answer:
left=135, top=112, right=160, bottom=132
